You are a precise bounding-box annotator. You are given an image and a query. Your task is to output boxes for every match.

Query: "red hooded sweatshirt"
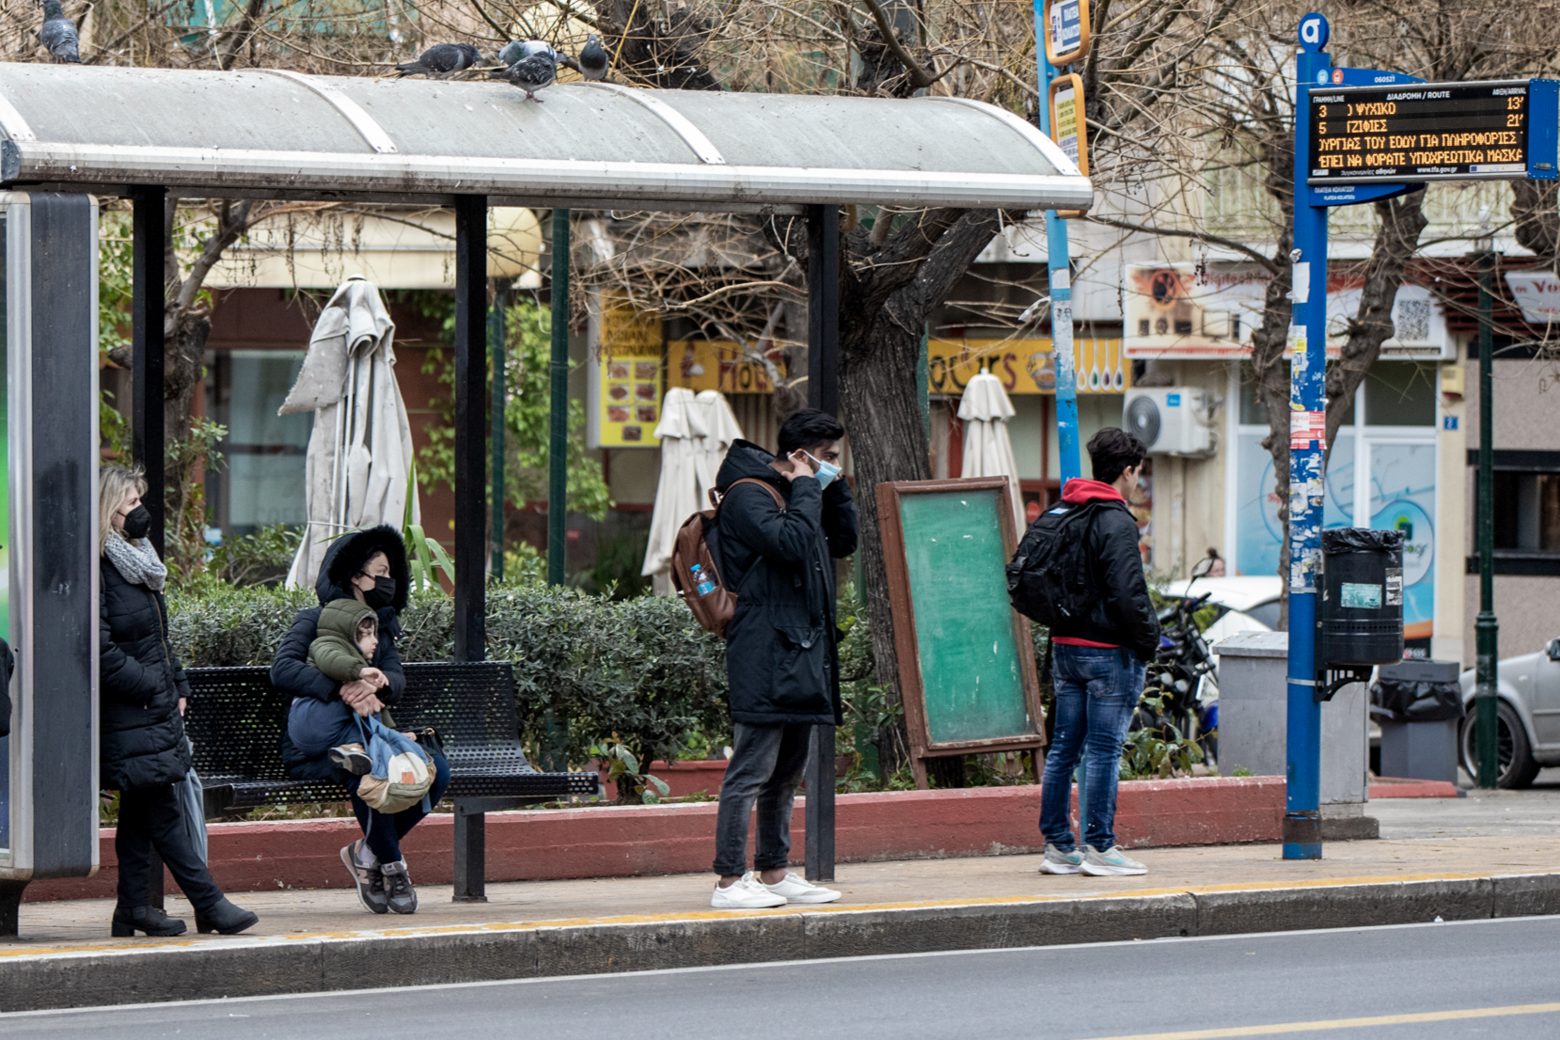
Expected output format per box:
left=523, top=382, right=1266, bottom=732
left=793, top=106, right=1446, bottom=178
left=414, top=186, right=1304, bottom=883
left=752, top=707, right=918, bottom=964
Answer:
left=1051, top=478, right=1128, bottom=650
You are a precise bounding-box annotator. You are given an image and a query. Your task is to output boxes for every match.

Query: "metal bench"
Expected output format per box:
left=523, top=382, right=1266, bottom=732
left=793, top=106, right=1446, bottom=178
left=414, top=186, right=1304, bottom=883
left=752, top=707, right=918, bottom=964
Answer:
left=183, top=661, right=600, bottom=900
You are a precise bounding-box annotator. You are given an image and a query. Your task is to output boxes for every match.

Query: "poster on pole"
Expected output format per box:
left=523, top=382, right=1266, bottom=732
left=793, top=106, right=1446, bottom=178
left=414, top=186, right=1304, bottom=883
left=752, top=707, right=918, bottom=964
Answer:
left=1048, top=74, right=1089, bottom=175
left=1042, top=0, right=1090, bottom=66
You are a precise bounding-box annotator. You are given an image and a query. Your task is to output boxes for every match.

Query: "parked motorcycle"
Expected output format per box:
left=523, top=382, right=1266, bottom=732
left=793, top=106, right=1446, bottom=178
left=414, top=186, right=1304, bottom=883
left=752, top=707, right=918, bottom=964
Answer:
left=1134, top=558, right=1222, bottom=763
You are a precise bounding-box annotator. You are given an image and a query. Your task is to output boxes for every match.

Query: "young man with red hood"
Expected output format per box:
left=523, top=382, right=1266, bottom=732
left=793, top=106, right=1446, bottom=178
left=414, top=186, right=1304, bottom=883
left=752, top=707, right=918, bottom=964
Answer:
left=1038, top=427, right=1160, bottom=876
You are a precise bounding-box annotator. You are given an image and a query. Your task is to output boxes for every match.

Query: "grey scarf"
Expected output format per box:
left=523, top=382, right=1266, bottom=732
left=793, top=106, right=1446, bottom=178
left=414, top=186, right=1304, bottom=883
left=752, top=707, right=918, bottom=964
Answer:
left=103, top=530, right=167, bottom=591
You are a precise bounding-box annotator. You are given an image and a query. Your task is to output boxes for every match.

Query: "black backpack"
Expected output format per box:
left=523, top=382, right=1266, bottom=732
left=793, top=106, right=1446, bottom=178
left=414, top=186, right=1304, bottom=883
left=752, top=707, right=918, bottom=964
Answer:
left=1006, top=501, right=1105, bottom=625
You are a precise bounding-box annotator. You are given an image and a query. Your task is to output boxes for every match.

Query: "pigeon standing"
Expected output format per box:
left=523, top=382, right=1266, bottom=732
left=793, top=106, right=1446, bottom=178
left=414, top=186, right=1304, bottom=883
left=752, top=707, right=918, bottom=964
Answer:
left=492, top=49, right=557, bottom=102
left=573, top=34, right=609, bottom=81
left=39, top=0, right=81, bottom=64
left=497, top=39, right=553, bottom=68
left=395, top=42, right=482, bottom=78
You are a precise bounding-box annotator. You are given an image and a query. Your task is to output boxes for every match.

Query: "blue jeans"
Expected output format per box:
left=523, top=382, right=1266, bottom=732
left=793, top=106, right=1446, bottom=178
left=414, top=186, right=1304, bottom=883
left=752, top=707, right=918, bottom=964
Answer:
left=348, top=747, right=452, bottom=864
left=1039, top=644, right=1146, bottom=853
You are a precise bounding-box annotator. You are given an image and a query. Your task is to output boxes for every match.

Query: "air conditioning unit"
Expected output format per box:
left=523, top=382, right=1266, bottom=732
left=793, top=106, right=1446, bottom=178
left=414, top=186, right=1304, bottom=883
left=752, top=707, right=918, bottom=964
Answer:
left=1123, top=388, right=1213, bottom=456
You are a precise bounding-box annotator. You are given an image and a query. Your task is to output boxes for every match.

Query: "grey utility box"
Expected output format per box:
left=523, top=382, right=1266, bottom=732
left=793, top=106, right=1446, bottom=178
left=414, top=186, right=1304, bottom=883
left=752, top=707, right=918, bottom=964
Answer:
left=1217, top=630, right=1370, bottom=811
left=1373, top=660, right=1463, bottom=785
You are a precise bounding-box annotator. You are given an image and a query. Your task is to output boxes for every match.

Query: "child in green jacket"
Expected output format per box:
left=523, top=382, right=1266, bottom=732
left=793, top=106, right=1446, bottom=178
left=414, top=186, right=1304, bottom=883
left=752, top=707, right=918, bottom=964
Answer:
left=288, top=598, right=388, bottom=775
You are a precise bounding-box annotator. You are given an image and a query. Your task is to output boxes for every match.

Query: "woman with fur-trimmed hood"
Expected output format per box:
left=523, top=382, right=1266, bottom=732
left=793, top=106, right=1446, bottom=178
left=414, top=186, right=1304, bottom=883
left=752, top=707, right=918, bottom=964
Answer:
left=270, top=525, right=450, bottom=916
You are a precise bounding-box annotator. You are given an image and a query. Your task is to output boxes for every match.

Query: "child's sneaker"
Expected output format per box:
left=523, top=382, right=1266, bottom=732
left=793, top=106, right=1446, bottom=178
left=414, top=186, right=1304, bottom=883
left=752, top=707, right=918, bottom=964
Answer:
left=329, top=742, right=372, bottom=776
left=1039, top=843, right=1084, bottom=875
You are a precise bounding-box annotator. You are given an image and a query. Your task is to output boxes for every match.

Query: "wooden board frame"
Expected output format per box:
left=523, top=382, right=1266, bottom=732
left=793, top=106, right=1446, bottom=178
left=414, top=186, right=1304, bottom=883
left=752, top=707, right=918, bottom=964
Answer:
left=876, top=477, right=1045, bottom=789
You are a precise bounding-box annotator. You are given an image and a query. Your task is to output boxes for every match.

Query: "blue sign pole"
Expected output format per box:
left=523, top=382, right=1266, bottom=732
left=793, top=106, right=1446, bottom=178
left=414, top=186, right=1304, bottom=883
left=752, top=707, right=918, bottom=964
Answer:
left=1286, top=12, right=1332, bottom=860
left=1032, top=0, right=1082, bottom=486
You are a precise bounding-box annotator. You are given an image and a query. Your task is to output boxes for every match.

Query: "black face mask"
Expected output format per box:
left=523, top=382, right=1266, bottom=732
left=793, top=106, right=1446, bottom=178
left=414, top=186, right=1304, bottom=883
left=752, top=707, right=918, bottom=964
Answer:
left=121, top=504, right=152, bottom=540
left=363, top=574, right=396, bottom=610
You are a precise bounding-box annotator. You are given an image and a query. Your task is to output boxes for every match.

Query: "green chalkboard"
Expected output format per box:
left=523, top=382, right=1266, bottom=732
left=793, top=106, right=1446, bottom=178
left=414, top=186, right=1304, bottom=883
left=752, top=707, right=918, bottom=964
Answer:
left=877, top=479, right=1043, bottom=772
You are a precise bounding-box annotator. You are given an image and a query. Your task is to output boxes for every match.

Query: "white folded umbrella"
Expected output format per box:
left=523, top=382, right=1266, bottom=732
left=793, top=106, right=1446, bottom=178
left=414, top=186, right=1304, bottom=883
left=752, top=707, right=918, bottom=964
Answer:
left=958, top=371, right=1026, bottom=536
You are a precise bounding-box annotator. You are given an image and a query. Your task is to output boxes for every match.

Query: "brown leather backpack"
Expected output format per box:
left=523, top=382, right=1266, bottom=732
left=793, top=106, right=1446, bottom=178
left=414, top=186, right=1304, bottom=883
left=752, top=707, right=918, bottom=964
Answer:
left=670, top=478, right=785, bottom=639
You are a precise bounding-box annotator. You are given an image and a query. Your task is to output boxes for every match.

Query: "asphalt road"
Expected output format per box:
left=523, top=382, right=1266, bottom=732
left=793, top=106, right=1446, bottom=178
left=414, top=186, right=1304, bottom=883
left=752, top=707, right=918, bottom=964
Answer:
left=6, top=917, right=1559, bottom=1039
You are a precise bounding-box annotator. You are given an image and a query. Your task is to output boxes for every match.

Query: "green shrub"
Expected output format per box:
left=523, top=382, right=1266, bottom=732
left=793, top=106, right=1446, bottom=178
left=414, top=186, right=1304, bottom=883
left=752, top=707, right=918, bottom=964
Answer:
left=168, top=581, right=727, bottom=780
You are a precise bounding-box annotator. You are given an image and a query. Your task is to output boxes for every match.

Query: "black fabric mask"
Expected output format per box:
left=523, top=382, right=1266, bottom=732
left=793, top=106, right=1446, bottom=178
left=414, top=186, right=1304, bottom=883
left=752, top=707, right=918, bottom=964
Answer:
left=363, top=574, right=396, bottom=610
left=122, top=504, right=152, bottom=540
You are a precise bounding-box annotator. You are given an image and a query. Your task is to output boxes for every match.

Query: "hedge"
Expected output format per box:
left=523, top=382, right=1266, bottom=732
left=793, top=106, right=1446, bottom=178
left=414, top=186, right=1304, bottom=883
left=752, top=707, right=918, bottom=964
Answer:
left=168, top=581, right=729, bottom=776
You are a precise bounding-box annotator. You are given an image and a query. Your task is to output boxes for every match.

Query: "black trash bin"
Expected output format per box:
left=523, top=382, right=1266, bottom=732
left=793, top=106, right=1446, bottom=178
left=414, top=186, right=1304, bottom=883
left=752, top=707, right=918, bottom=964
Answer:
left=1371, top=660, right=1464, bottom=784
left=1322, top=528, right=1405, bottom=667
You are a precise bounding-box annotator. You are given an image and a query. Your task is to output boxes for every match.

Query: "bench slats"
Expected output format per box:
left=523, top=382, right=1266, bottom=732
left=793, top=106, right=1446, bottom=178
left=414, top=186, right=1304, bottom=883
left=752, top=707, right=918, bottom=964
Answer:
left=184, top=662, right=598, bottom=817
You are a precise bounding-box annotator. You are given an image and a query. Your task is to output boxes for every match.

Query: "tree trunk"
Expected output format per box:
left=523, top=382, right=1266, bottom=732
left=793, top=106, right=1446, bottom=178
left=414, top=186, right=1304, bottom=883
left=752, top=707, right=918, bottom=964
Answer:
left=839, top=294, right=934, bottom=722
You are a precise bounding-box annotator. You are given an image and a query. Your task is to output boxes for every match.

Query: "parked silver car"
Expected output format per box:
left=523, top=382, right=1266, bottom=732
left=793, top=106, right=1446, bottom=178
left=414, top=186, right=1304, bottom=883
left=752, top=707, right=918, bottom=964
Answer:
left=1458, top=638, right=1560, bottom=788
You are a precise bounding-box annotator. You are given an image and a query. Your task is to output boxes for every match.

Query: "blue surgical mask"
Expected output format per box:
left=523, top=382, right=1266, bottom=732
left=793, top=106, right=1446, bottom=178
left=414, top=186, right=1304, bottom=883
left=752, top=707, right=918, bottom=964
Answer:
left=803, top=450, right=842, bottom=491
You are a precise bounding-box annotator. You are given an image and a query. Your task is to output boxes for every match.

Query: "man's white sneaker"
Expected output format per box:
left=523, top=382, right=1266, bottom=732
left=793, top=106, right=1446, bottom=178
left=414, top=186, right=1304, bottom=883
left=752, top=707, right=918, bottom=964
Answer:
left=711, top=874, right=787, bottom=909
left=1081, top=845, right=1148, bottom=876
left=1039, top=843, right=1084, bottom=875
left=759, top=871, right=842, bottom=904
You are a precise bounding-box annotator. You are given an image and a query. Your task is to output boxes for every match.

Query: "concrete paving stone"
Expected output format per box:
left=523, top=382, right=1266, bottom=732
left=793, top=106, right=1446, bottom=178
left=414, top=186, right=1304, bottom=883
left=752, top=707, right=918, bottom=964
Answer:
left=4, top=787, right=1560, bottom=1012
left=1192, top=877, right=1494, bottom=936
left=1491, top=873, right=1560, bottom=919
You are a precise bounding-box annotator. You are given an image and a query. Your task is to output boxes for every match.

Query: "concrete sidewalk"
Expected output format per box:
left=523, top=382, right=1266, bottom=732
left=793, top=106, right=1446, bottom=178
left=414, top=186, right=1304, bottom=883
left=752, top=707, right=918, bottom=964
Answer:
left=3, top=791, right=1559, bottom=1012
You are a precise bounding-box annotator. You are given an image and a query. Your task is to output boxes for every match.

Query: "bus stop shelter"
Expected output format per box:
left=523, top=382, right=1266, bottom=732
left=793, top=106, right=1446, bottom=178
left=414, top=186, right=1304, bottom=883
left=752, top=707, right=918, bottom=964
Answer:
left=0, top=60, right=1091, bottom=927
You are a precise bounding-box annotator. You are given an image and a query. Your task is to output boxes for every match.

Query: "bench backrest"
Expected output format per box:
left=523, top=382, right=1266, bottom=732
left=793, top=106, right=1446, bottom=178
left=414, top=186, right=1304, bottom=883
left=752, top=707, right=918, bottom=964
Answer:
left=184, top=661, right=522, bottom=780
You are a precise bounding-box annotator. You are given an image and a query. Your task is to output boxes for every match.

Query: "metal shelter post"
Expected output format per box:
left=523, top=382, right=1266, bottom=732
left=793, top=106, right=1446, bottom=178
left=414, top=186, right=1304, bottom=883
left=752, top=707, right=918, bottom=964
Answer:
left=452, top=194, right=489, bottom=900
left=0, top=194, right=101, bottom=934
left=490, top=280, right=509, bottom=581
left=805, top=203, right=840, bottom=881
left=548, top=210, right=570, bottom=587
left=1475, top=237, right=1500, bottom=787
left=131, top=187, right=167, bottom=558
left=1285, top=13, right=1331, bottom=860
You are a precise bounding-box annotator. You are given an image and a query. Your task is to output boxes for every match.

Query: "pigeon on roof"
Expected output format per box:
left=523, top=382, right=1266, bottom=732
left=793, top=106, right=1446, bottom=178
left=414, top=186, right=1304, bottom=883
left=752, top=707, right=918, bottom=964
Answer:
left=575, top=34, right=609, bottom=81
left=492, top=49, right=557, bottom=102
left=396, top=43, right=482, bottom=78
left=497, top=39, right=554, bottom=68
left=39, top=0, right=80, bottom=63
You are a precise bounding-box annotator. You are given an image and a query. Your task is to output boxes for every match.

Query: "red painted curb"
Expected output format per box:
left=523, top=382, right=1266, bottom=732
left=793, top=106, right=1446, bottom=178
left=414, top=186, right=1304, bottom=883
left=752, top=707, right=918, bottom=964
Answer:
left=1369, top=777, right=1462, bottom=799
left=28, top=776, right=1284, bottom=902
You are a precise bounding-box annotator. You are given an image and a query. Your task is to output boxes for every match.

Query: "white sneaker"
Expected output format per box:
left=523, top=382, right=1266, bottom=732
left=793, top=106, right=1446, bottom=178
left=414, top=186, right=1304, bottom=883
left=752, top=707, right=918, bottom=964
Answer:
left=711, top=873, right=787, bottom=909
left=1081, top=845, right=1148, bottom=877
left=760, top=871, right=842, bottom=904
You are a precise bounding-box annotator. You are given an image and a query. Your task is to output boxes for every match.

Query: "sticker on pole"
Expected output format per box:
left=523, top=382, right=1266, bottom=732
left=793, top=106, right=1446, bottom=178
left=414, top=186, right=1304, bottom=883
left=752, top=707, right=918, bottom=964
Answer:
left=1289, top=409, right=1326, bottom=448
left=1043, top=0, right=1090, bottom=66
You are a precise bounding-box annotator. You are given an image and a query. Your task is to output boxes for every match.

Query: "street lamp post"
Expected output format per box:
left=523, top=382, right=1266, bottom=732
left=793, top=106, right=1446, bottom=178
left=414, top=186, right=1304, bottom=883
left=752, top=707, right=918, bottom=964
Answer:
left=1475, top=232, right=1500, bottom=789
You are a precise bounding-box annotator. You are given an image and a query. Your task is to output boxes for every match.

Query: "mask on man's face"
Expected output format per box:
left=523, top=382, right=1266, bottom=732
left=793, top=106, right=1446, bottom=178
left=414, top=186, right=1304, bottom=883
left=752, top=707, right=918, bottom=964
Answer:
left=802, top=450, right=842, bottom=491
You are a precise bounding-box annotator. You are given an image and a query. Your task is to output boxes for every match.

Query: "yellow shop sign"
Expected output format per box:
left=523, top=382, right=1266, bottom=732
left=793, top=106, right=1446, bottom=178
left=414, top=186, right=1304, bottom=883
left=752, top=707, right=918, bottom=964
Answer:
left=927, top=337, right=1128, bottom=396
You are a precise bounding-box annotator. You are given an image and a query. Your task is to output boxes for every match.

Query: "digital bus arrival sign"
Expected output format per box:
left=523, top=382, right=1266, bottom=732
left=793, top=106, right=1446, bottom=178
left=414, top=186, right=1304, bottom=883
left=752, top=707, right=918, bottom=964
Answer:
left=1308, top=79, right=1558, bottom=184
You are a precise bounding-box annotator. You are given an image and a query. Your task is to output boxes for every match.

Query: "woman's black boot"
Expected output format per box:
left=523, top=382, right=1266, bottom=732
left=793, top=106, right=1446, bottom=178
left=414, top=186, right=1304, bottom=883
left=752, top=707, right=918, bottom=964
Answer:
left=194, top=897, right=259, bottom=935
left=111, top=905, right=187, bottom=937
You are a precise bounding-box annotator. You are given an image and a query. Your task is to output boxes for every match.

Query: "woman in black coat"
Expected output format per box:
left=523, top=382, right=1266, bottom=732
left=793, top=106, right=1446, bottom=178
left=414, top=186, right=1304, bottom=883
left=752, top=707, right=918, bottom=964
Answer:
left=99, top=464, right=257, bottom=937
left=270, top=525, right=451, bottom=917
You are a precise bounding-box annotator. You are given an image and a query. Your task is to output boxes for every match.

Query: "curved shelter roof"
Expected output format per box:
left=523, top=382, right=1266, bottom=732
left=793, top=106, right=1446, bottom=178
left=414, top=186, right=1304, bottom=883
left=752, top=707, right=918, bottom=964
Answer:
left=0, top=63, right=1091, bottom=212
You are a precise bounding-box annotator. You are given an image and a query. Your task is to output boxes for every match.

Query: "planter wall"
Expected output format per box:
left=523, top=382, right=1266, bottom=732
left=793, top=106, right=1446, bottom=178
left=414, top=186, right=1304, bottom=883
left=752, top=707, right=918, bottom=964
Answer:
left=29, top=776, right=1284, bottom=901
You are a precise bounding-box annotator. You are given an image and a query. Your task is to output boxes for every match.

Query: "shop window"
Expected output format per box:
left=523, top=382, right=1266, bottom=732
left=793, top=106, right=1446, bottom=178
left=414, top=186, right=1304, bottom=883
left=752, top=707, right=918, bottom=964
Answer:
left=205, top=351, right=311, bottom=536
left=1493, top=471, right=1560, bottom=552
left=1364, top=362, right=1436, bottom=426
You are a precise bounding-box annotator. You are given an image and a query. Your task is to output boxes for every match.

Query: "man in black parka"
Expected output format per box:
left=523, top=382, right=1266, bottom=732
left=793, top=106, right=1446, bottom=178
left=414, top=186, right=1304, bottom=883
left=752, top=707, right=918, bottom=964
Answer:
left=708, top=409, right=857, bottom=909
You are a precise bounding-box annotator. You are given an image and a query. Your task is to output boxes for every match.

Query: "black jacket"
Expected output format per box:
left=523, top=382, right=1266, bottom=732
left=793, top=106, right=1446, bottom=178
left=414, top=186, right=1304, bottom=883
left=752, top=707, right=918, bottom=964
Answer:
left=716, top=440, right=858, bottom=726
left=270, top=526, right=409, bottom=779
left=1047, top=480, right=1160, bottom=662
left=99, top=556, right=192, bottom=790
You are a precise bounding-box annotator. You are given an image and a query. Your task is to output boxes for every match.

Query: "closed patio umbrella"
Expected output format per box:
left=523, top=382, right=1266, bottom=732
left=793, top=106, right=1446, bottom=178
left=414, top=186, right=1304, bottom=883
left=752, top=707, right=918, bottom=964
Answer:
left=691, top=389, right=743, bottom=501
left=280, top=275, right=421, bottom=588
left=642, top=387, right=706, bottom=596
left=958, top=370, right=1025, bottom=536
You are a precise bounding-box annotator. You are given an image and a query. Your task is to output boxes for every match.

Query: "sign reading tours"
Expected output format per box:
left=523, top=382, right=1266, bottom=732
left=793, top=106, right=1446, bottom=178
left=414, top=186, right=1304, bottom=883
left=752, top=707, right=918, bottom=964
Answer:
left=1308, top=79, right=1557, bottom=183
